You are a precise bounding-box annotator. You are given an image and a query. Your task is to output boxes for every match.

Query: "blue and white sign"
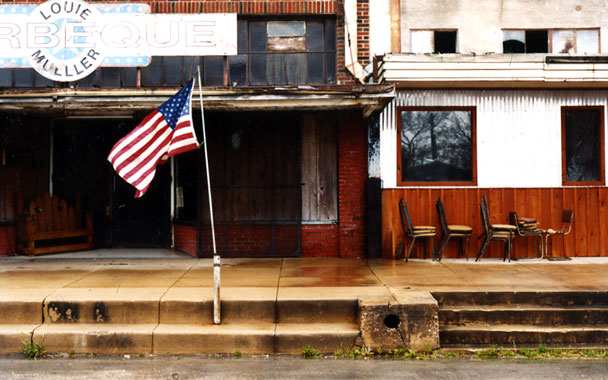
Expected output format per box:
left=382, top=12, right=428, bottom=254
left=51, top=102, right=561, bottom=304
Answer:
left=0, top=0, right=237, bottom=81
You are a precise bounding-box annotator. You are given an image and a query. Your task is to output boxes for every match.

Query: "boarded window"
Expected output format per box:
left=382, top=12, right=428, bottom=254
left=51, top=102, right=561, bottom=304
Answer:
left=562, top=107, right=604, bottom=184
left=398, top=108, right=476, bottom=185
left=410, top=30, right=457, bottom=53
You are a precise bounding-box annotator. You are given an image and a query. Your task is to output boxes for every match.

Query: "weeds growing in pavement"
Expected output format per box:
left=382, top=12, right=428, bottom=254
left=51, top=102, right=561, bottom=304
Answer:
left=21, top=335, right=46, bottom=360
left=301, top=346, right=320, bottom=359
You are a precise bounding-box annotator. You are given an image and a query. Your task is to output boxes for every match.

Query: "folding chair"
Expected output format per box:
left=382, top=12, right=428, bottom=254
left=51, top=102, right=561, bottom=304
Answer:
left=476, top=196, right=516, bottom=262
left=434, top=198, right=473, bottom=261
left=396, top=198, right=436, bottom=262
left=542, top=210, right=574, bottom=260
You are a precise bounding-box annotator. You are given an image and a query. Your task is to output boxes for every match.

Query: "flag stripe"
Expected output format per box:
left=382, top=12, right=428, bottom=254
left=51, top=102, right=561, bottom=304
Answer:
left=111, top=114, right=166, bottom=170
left=108, top=112, right=163, bottom=164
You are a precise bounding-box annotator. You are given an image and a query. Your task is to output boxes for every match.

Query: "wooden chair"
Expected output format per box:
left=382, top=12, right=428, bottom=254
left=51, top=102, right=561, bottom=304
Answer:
left=542, top=210, right=574, bottom=259
left=476, top=196, right=516, bottom=262
left=508, top=211, right=543, bottom=259
left=434, top=198, right=473, bottom=261
left=396, top=198, right=436, bottom=262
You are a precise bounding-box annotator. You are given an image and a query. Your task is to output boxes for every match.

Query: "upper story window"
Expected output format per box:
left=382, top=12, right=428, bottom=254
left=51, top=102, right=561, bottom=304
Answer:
left=397, top=107, right=477, bottom=186
left=411, top=30, right=458, bottom=53
left=562, top=106, right=605, bottom=185
left=503, top=29, right=600, bottom=54
left=0, top=18, right=337, bottom=89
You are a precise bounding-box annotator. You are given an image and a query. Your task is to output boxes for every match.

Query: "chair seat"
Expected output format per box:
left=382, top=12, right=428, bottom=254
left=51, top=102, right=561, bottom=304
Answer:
left=542, top=228, right=563, bottom=235
left=411, top=231, right=436, bottom=237
left=492, top=224, right=517, bottom=231
left=412, top=226, right=436, bottom=231
left=447, top=225, right=473, bottom=233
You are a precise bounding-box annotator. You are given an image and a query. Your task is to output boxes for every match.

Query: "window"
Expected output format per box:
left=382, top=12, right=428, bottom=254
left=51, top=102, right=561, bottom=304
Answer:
left=503, top=29, right=600, bottom=54
left=411, top=30, right=457, bottom=53
left=562, top=107, right=605, bottom=185
left=397, top=107, right=476, bottom=185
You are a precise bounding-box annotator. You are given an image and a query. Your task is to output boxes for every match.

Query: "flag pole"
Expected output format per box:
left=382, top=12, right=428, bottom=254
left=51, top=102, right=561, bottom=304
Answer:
left=197, top=66, right=220, bottom=324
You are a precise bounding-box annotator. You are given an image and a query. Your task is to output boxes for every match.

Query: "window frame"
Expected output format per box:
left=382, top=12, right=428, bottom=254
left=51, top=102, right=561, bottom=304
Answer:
left=561, top=106, right=605, bottom=186
left=396, top=106, right=478, bottom=187
left=410, top=29, right=459, bottom=54
left=502, top=28, right=601, bottom=54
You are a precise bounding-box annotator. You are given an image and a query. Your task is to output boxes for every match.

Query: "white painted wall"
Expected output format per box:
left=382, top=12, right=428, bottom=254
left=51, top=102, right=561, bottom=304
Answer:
left=369, top=0, right=392, bottom=59
left=379, top=89, right=608, bottom=188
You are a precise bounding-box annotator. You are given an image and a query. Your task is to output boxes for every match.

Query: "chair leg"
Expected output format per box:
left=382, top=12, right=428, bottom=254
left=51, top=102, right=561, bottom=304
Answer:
left=429, top=238, right=434, bottom=262
left=476, top=235, right=491, bottom=261
left=434, top=234, right=446, bottom=261
left=405, top=237, right=417, bottom=263
left=465, top=236, right=470, bottom=261
left=396, top=239, right=405, bottom=260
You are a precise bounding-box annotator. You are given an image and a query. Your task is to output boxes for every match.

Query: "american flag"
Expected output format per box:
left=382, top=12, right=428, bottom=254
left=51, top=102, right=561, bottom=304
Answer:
left=108, top=79, right=199, bottom=198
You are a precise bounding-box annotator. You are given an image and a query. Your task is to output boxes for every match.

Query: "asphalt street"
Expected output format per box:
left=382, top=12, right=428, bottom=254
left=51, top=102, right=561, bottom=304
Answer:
left=0, top=355, right=607, bottom=380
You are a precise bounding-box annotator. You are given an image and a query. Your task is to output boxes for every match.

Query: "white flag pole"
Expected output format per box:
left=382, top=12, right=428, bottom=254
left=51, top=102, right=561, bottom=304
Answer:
left=196, top=67, right=220, bottom=324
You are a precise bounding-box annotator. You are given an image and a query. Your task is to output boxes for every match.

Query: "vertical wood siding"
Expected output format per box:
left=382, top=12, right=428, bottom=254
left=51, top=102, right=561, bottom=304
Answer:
left=382, top=187, right=608, bottom=259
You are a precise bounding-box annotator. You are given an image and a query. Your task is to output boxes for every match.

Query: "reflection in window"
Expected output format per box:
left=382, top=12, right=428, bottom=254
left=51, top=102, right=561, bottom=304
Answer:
left=399, top=108, right=474, bottom=183
left=563, top=107, right=604, bottom=183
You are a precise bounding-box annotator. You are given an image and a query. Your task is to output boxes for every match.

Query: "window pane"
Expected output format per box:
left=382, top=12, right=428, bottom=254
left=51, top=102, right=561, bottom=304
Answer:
left=142, top=58, right=162, bottom=86
left=525, top=30, right=548, bottom=53
left=325, top=19, right=336, bottom=51
left=182, top=56, right=199, bottom=81
left=400, top=110, right=473, bottom=182
left=238, top=20, right=248, bottom=53
left=75, top=70, right=97, bottom=88
left=250, top=54, right=267, bottom=85
left=250, top=22, right=267, bottom=52
left=267, top=54, right=286, bottom=84
left=163, top=56, right=183, bottom=85
left=34, top=71, right=54, bottom=88
left=203, top=56, right=224, bottom=86
left=326, top=52, right=336, bottom=84
left=123, top=68, right=137, bottom=87
left=287, top=53, right=306, bottom=84
left=0, top=69, right=12, bottom=87
left=552, top=30, right=576, bottom=54
left=564, top=109, right=602, bottom=182
left=411, top=30, right=433, bottom=53
left=229, top=55, right=248, bottom=86
left=14, top=69, right=33, bottom=87
left=268, top=21, right=305, bottom=37
left=434, top=31, right=457, bottom=53
left=307, top=21, right=324, bottom=52
left=577, top=30, right=599, bottom=54
left=307, top=53, right=324, bottom=84
left=503, top=30, right=525, bottom=53
left=101, top=67, right=121, bottom=88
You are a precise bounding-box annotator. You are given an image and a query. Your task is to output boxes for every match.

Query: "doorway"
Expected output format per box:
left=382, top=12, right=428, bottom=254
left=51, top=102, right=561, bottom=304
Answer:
left=52, top=118, right=171, bottom=249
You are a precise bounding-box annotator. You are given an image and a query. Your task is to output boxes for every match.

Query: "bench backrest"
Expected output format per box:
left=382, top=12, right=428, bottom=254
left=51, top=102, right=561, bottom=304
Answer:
left=24, top=192, right=82, bottom=232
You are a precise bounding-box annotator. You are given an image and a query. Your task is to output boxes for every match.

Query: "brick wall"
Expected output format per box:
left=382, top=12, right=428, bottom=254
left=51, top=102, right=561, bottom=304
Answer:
left=0, top=226, right=16, bottom=257
left=356, top=0, right=370, bottom=66
left=174, top=224, right=197, bottom=257
left=338, top=111, right=367, bottom=258
left=301, top=224, right=340, bottom=257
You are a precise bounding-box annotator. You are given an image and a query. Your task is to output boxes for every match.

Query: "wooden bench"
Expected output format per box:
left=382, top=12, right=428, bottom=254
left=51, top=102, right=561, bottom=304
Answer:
left=16, top=192, right=93, bottom=256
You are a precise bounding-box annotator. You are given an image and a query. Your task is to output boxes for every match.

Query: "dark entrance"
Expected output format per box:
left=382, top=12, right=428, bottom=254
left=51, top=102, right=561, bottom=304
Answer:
left=197, top=111, right=302, bottom=257
left=52, top=118, right=171, bottom=249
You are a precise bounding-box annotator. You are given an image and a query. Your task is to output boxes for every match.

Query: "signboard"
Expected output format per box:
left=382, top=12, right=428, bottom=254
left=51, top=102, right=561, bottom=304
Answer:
left=0, top=0, right=237, bottom=81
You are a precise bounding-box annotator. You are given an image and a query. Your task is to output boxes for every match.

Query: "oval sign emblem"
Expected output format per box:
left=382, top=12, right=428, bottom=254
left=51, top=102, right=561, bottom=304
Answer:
left=26, top=0, right=105, bottom=81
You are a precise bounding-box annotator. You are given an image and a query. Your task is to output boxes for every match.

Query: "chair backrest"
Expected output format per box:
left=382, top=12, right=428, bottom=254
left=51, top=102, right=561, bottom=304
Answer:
left=479, top=196, right=491, bottom=233
left=508, top=211, right=520, bottom=233
left=399, top=198, right=414, bottom=235
left=436, top=198, right=449, bottom=234
left=562, top=209, right=574, bottom=234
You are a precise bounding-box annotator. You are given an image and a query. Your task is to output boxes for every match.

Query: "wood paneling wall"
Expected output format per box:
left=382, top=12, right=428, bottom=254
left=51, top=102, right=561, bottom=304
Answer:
left=382, top=187, right=608, bottom=259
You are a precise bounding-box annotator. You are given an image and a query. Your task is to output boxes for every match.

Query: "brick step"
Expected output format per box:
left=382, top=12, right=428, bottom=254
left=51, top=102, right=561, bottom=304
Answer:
left=433, top=291, right=608, bottom=308
left=440, top=306, right=608, bottom=326
left=440, top=324, right=608, bottom=346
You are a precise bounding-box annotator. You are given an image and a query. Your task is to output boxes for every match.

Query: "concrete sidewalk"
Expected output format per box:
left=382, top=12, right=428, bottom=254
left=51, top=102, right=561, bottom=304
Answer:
left=1, top=250, right=607, bottom=355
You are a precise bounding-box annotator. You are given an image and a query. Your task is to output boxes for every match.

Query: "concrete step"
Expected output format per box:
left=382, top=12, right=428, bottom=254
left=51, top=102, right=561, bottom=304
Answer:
left=440, top=324, right=608, bottom=346
left=0, top=324, right=40, bottom=355
left=433, top=291, right=608, bottom=307
left=440, top=306, right=608, bottom=326
left=275, top=323, right=360, bottom=354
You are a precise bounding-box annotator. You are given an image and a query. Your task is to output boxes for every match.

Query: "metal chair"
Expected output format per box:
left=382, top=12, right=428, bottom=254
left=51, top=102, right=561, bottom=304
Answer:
left=434, top=198, right=473, bottom=261
left=397, top=198, right=436, bottom=262
left=508, top=211, right=543, bottom=259
left=476, top=196, right=516, bottom=262
left=542, top=210, right=574, bottom=259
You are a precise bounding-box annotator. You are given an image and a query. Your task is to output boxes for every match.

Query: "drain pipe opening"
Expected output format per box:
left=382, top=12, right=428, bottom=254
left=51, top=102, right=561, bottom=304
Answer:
left=383, top=313, right=401, bottom=329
